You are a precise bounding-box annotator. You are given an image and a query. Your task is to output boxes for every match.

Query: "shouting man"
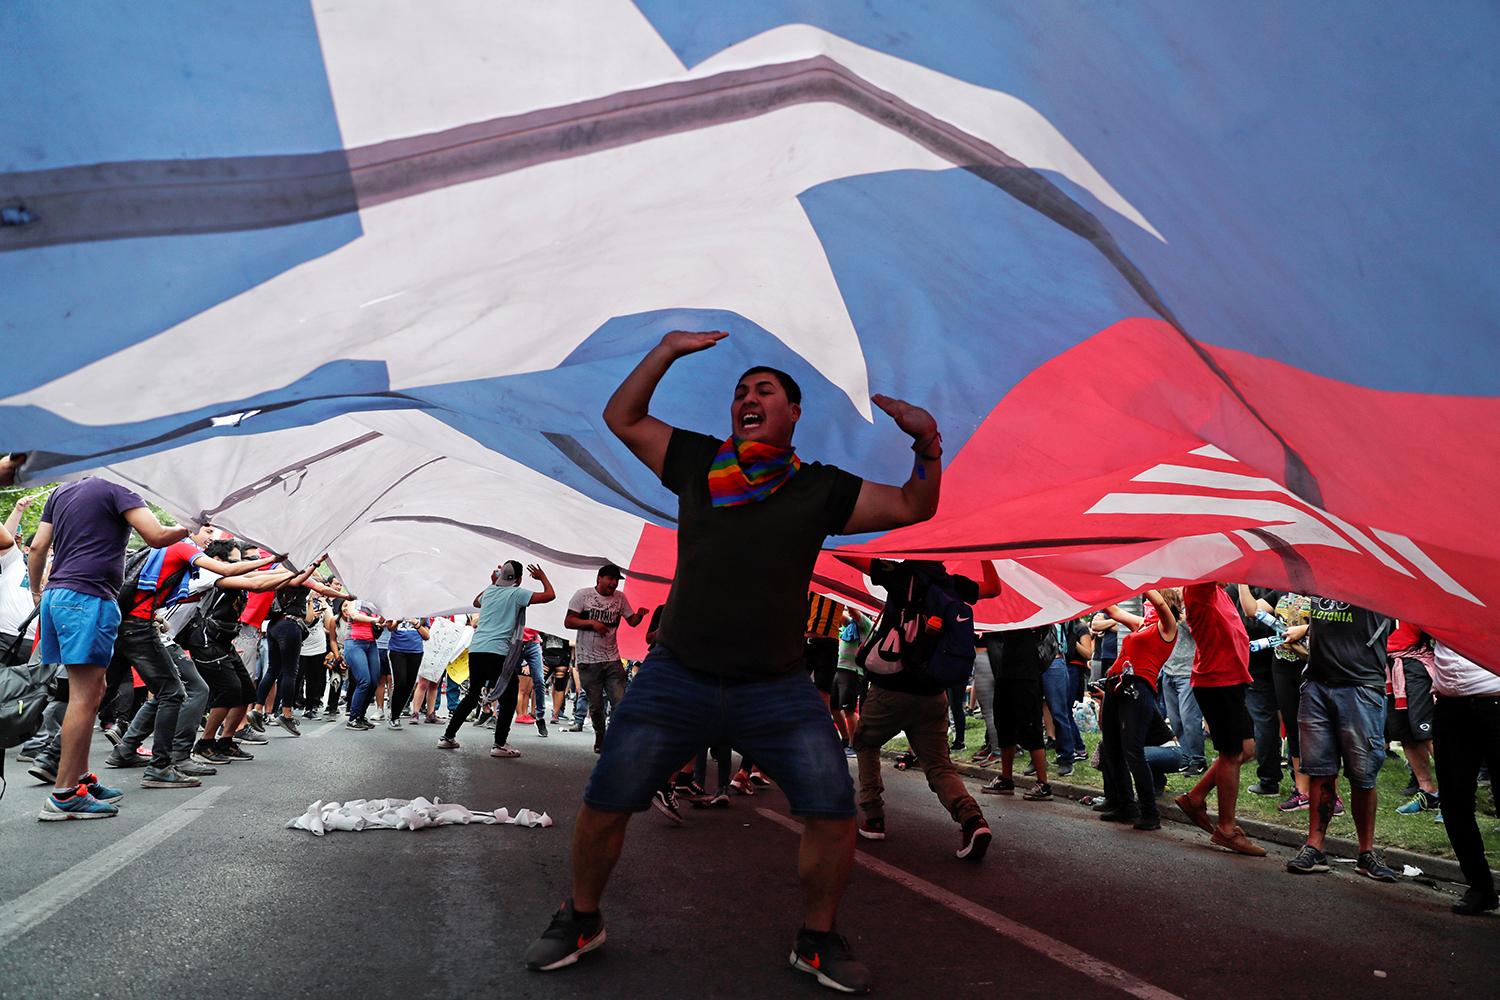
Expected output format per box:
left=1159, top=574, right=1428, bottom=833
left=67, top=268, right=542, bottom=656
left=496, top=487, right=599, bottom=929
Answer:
left=524, top=331, right=943, bottom=994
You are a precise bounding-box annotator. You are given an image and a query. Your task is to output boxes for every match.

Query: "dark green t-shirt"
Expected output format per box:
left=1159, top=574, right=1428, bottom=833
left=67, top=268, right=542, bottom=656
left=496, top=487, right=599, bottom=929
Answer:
left=656, top=429, right=863, bottom=681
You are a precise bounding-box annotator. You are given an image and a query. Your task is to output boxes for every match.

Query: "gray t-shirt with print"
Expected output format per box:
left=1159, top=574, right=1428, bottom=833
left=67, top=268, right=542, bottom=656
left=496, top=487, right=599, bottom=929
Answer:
left=567, top=586, right=634, bottom=664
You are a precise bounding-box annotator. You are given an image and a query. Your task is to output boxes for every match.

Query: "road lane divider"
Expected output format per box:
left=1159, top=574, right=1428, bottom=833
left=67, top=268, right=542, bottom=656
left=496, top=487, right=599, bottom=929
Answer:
left=0, top=785, right=231, bottom=950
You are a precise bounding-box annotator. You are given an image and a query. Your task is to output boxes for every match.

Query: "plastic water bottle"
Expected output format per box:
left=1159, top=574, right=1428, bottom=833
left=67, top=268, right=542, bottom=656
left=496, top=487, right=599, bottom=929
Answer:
left=1255, top=609, right=1286, bottom=633
left=1249, top=634, right=1287, bottom=653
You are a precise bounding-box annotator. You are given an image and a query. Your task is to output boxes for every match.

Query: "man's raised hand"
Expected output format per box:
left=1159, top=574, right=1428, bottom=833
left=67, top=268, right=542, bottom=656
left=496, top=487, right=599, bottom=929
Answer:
left=871, top=394, right=937, bottom=444
left=659, top=330, right=728, bottom=359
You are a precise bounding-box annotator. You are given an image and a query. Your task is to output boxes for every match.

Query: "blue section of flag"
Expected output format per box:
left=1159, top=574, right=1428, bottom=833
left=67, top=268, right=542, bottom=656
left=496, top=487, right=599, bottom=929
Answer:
left=634, top=0, right=1500, bottom=395
left=0, top=0, right=361, bottom=397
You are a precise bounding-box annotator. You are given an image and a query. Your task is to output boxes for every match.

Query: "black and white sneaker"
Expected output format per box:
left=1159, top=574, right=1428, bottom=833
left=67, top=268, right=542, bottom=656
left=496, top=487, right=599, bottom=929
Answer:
left=524, top=899, right=606, bottom=971
left=191, top=741, right=229, bottom=765
left=651, top=787, right=684, bottom=825
left=387, top=717, right=402, bottom=730
left=1285, top=843, right=1330, bottom=874
left=789, top=928, right=873, bottom=994
left=1356, top=849, right=1399, bottom=883
left=216, top=739, right=254, bottom=761
left=980, top=777, right=1015, bottom=796
left=956, top=816, right=991, bottom=862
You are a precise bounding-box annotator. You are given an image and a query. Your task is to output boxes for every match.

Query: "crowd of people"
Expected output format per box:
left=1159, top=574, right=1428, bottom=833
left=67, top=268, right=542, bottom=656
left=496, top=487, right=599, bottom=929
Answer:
left=4, top=329, right=1498, bottom=996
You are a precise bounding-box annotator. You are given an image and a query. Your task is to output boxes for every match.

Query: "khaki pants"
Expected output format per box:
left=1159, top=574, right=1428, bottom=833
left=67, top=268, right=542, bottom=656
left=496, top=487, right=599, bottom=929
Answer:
left=853, top=685, right=981, bottom=826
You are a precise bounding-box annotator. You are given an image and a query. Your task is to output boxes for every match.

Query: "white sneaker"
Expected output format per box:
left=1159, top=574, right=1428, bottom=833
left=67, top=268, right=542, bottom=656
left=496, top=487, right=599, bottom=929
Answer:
left=375, top=710, right=386, bottom=722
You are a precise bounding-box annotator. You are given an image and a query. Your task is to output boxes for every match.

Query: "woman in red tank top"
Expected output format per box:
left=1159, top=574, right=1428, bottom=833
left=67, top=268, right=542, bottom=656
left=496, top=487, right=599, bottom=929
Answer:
left=1097, top=590, right=1180, bottom=829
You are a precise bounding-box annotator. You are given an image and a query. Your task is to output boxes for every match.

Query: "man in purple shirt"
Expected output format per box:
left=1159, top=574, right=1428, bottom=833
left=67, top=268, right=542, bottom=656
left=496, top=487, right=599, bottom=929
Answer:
left=27, top=477, right=187, bottom=821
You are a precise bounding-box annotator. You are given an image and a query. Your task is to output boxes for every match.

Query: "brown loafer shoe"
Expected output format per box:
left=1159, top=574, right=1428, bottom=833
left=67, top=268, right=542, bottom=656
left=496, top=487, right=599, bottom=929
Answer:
left=1174, top=794, right=1215, bottom=834
left=1210, top=827, right=1267, bottom=856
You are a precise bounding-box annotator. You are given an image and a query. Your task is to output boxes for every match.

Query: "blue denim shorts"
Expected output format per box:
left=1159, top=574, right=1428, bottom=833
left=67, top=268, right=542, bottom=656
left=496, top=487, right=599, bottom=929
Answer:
left=584, top=648, right=855, bottom=818
left=1297, top=678, right=1387, bottom=790
left=38, top=587, right=122, bottom=667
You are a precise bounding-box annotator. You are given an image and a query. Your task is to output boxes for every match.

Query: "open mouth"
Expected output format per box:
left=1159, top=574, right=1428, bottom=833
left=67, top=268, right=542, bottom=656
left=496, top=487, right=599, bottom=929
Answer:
left=739, top=411, right=764, bottom=431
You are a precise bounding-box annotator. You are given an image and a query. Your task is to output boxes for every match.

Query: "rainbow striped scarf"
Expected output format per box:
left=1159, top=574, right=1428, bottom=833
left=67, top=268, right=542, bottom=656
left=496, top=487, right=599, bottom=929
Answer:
left=707, top=436, right=802, bottom=508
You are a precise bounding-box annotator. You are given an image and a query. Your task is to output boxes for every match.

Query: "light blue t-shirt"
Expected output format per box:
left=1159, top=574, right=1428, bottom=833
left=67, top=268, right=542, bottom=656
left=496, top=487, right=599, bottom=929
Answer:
left=470, top=585, right=532, bottom=655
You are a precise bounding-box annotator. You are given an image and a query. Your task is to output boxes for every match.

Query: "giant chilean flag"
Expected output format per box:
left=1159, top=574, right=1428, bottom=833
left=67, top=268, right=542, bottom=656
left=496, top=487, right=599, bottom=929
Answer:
left=2, top=2, right=1497, bottom=665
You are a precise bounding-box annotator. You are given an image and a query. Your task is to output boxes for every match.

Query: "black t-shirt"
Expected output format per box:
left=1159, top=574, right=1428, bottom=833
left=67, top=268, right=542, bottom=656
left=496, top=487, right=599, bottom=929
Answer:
left=656, top=429, right=863, bottom=680
left=1306, top=599, right=1391, bottom=691
left=1062, top=620, right=1091, bottom=667
left=1242, top=586, right=1284, bottom=677
left=272, top=585, right=310, bottom=621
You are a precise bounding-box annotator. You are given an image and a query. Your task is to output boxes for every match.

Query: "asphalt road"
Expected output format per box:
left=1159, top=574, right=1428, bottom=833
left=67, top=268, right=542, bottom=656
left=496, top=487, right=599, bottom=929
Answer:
left=1, top=715, right=1494, bottom=1000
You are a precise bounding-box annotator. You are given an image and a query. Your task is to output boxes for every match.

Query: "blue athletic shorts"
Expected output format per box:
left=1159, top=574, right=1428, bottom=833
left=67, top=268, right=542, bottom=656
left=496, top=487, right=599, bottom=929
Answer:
left=584, top=648, right=855, bottom=818
left=38, top=587, right=122, bottom=667
left=1298, top=678, right=1387, bottom=790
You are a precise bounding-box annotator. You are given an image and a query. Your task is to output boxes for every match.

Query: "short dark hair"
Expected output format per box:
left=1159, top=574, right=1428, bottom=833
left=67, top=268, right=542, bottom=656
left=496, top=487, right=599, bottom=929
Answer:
left=598, top=563, right=623, bottom=580
left=738, top=366, right=802, bottom=405
left=203, top=539, right=238, bottom=561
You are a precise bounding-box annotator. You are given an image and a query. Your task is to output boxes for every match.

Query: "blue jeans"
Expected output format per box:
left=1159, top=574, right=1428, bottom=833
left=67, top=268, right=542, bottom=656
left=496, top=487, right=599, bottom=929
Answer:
left=1040, top=660, right=1081, bottom=760
left=584, top=649, right=854, bottom=817
left=1146, top=744, right=1184, bottom=793
left=1246, top=669, right=1283, bottom=785
left=1160, top=671, right=1205, bottom=769
left=1298, top=679, right=1387, bottom=790
left=519, top=641, right=546, bottom=716
left=344, top=639, right=379, bottom=721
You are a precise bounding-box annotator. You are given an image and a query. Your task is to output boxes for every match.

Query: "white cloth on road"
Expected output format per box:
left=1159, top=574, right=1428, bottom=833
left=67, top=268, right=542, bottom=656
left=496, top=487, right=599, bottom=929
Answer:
left=287, top=796, right=552, bottom=836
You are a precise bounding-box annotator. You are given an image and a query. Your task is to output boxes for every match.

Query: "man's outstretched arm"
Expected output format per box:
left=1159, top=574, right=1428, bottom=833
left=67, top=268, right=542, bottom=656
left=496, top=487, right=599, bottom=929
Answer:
left=841, top=394, right=942, bottom=534
left=603, top=330, right=727, bottom=478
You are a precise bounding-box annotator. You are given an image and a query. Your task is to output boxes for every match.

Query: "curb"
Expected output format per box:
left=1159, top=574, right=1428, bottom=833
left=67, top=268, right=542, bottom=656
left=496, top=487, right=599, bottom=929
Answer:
left=880, top=749, right=1494, bottom=892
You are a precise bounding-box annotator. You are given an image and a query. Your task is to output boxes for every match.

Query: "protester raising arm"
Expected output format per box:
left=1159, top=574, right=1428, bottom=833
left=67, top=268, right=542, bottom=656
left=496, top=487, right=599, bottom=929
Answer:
left=1102, top=589, right=1178, bottom=644
left=840, top=394, right=943, bottom=535
left=603, top=330, right=728, bottom=477
left=0, top=491, right=37, bottom=552
left=524, top=564, right=556, bottom=606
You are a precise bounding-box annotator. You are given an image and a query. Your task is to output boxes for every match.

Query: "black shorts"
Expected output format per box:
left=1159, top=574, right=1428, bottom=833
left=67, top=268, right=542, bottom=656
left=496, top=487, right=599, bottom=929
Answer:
left=1385, top=658, right=1435, bottom=742
left=832, top=669, right=864, bottom=711
left=1193, top=683, right=1254, bottom=754
left=805, top=637, right=838, bottom=694
left=994, top=675, right=1045, bottom=751
left=552, top=666, right=570, bottom=693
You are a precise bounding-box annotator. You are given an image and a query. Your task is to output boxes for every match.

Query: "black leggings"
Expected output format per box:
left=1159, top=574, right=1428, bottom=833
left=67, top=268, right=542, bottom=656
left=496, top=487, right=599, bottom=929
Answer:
left=948, top=682, right=967, bottom=742
left=254, top=618, right=306, bottom=711
left=444, top=651, right=505, bottom=740
left=300, top=654, right=328, bottom=713
left=1271, top=661, right=1303, bottom=760
left=388, top=651, right=421, bottom=721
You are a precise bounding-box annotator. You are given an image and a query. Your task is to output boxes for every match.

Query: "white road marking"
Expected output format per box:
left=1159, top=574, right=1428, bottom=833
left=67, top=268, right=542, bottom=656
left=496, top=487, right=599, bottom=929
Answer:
left=0, top=785, right=230, bottom=950
left=756, top=808, right=1187, bottom=1000
left=306, top=719, right=342, bottom=739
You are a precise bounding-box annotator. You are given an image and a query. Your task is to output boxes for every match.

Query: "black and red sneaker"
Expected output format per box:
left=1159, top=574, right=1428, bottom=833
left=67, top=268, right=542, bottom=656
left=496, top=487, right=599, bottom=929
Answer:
left=789, top=927, right=872, bottom=994
left=955, top=815, right=991, bottom=862
left=524, top=899, right=606, bottom=972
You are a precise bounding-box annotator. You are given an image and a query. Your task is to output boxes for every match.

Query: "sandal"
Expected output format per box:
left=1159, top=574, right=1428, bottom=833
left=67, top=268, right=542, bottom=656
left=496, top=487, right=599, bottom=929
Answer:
left=489, top=745, right=522, bottom=758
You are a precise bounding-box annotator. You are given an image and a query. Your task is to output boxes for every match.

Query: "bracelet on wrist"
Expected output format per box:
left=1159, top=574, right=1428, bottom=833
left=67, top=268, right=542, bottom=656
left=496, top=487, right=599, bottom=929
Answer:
left=912, top=431, right=943, bottom=460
